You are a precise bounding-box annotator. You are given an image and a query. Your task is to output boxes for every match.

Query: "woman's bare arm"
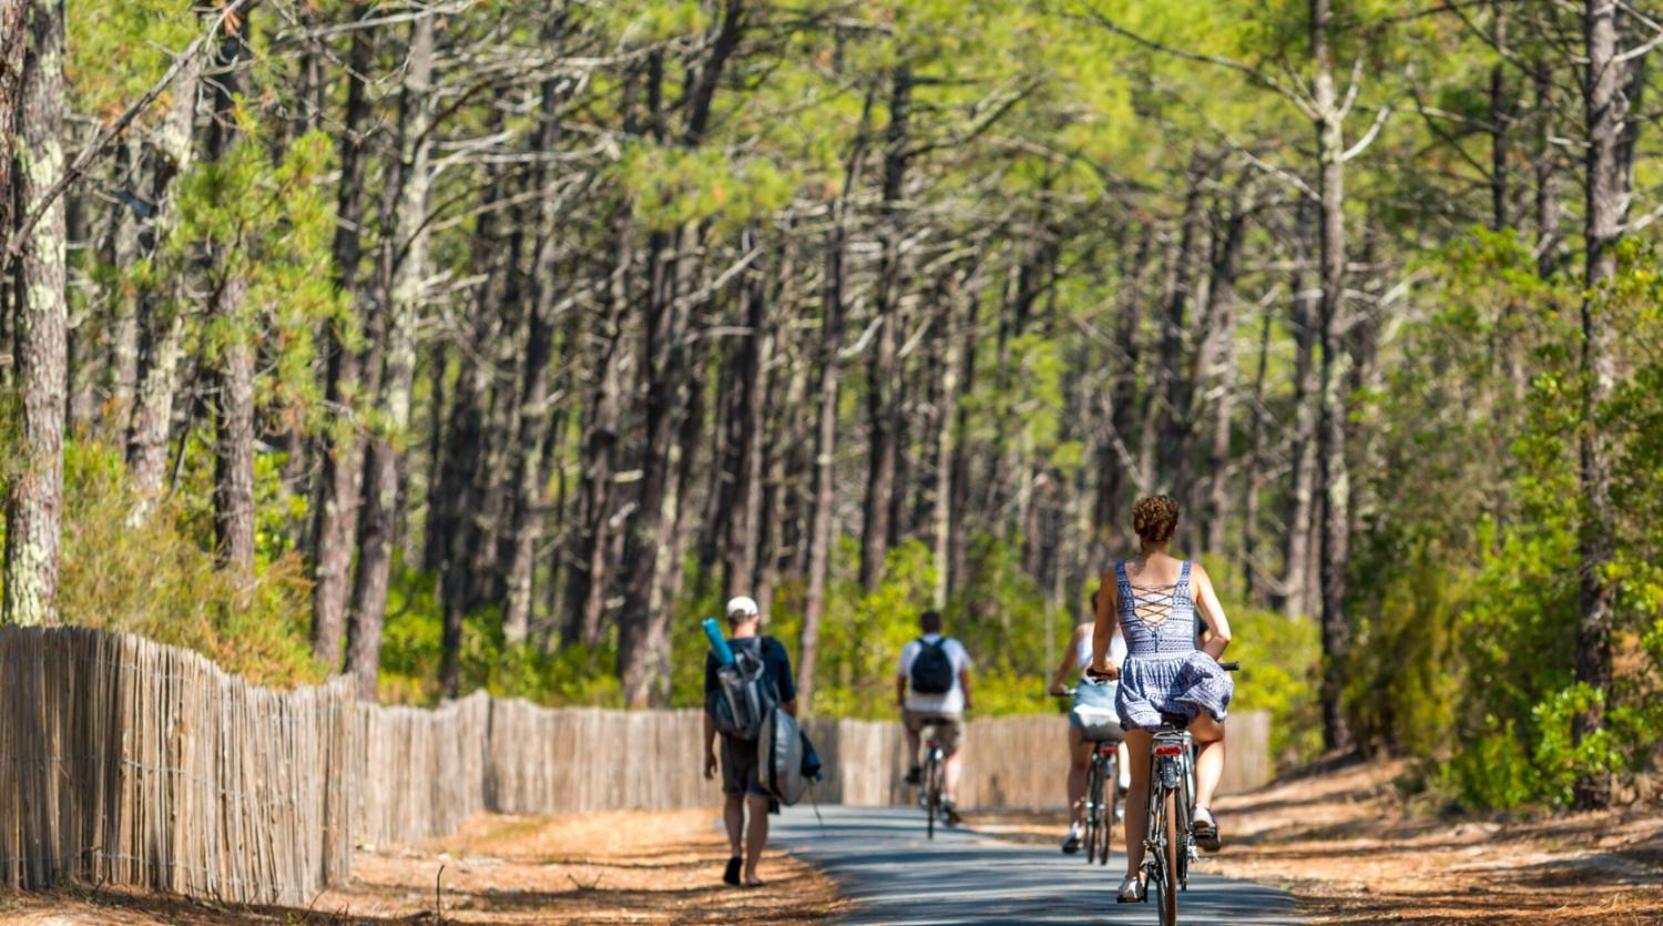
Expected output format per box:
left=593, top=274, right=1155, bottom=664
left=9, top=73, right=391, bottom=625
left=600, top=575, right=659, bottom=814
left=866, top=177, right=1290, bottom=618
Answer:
left=1190, top=563, right=1233, bottom=661
left=1049, top=624, right=1088, bottom=693
left=1090, top=570, right=1121, bottom=678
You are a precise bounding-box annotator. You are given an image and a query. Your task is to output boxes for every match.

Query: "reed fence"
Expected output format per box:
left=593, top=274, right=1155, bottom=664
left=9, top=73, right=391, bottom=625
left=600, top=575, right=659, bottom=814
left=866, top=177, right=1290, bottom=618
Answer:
left=0, top=626, right=1274, bottom=905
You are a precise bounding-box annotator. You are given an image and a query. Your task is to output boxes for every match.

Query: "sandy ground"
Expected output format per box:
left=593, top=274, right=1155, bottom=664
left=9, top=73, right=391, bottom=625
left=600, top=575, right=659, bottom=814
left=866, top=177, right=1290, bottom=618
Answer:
left=967, top=758, right=1663, bottom=925
left=0, top=808, right=840, bottom=925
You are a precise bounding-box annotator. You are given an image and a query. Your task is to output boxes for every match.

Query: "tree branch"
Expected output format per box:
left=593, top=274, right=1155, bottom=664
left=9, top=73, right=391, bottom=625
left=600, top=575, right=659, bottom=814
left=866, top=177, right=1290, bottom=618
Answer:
left=5, top=0, right=256, bottom=264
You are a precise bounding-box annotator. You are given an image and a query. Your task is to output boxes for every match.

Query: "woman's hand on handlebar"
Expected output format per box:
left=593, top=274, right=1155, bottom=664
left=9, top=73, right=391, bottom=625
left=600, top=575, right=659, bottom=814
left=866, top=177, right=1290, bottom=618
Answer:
left=1085, top=659, right=1120, bottom=681
left=1047, top=681, right=1069, bottom=697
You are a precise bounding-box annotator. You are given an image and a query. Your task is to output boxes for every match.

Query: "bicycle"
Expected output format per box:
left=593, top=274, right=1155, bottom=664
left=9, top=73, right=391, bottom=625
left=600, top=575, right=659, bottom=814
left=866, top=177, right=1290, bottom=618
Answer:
left=913, top=718, right=954, bottom=839
left=1054, top=688, right=1120, bottom=866
left=1131, top=660, right=1239, bottom=926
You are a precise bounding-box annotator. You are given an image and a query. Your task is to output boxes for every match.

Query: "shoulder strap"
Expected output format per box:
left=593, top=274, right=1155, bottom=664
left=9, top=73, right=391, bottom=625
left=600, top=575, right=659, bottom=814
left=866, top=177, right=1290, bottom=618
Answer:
left=1178, top=560, right=1193, bottom=595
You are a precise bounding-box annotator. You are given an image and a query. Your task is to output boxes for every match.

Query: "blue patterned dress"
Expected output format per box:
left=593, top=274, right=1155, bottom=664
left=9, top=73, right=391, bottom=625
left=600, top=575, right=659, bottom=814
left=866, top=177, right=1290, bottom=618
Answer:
left=1113, top=560, right=1234, bottom=732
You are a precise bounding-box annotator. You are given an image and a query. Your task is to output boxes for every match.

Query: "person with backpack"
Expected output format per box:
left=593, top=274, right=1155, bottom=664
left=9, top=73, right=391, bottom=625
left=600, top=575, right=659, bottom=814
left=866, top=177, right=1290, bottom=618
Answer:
left=703, top=595, right=797, bottom=888
left=895, top=610, right=973, bottom=824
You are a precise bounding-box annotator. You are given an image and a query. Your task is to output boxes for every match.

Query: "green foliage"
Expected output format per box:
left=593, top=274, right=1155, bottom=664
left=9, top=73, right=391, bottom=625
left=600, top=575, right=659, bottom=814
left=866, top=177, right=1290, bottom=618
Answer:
left=1354, top=228, right=1663, bottom=810
left=375, top=570, right=624, bottom=707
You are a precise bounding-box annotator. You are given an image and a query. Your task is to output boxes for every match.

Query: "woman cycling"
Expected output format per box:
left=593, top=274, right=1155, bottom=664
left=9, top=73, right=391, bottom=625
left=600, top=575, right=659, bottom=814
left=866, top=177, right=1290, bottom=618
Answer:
left=1088, top=495, right=1233, bottom=903
left=1047, top=594, right=1130, bottom=853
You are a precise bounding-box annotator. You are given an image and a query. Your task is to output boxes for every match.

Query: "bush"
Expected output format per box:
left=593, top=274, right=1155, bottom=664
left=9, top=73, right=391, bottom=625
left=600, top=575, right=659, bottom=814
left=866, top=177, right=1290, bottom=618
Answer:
left=47, top=441, right=321, bottom=687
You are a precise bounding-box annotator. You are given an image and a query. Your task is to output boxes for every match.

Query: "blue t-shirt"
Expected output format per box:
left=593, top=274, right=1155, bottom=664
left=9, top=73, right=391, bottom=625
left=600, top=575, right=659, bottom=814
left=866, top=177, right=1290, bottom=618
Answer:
left=704, top=635, right=797, bottom=704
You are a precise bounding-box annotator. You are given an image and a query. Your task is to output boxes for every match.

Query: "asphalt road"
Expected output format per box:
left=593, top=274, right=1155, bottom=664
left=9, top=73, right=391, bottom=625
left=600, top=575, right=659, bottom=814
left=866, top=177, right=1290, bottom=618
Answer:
left=772, top=805, right=1302, bottom=925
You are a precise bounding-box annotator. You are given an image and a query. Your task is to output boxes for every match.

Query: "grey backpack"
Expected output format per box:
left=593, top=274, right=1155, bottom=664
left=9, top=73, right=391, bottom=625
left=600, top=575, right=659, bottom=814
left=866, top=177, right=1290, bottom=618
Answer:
left=707, top=640, right=780, bottom=741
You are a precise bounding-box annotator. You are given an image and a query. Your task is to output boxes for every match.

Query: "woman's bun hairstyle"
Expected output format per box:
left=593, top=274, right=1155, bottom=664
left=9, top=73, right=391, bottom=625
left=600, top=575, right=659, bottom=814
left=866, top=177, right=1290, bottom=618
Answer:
left=1132, top=495, right=1180, bottom=544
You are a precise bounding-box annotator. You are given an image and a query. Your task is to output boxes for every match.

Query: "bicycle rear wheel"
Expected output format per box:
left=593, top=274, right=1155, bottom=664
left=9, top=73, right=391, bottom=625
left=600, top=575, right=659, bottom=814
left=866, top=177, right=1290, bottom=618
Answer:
left=1158, top=786, right=1180, bottom=925
left=1084, top=759, right=1103, bottom=863
left=1097, top=753, right=1117, bottom=866
left=926, top=755, right=940, bottom=840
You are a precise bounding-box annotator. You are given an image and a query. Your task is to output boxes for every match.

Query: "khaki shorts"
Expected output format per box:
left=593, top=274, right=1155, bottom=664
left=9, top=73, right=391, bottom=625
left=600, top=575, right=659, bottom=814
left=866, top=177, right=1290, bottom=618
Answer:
left=903, top=709, right=964, bottom=753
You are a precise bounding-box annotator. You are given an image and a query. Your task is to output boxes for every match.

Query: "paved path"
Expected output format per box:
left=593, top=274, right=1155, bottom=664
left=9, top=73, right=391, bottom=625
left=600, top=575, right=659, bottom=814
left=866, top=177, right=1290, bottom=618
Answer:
left=773, top=806, right=1301, bottom=925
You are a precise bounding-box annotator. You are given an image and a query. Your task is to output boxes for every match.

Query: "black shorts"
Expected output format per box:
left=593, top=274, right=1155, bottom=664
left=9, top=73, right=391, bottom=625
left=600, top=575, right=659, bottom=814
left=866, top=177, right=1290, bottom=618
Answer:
left=720, top=735, right=770, bottom=798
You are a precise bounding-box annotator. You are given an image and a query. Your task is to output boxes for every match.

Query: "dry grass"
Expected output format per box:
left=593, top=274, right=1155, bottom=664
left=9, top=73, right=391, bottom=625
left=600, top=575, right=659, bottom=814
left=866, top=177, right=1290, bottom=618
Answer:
left=967, top=759, right=1663, bottom=925
left=0, top=808, right=840, bottom=925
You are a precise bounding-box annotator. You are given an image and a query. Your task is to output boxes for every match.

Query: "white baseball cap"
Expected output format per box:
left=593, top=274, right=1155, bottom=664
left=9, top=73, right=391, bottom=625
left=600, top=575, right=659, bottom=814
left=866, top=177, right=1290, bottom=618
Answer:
left=726, top=596, right=760, bottom=619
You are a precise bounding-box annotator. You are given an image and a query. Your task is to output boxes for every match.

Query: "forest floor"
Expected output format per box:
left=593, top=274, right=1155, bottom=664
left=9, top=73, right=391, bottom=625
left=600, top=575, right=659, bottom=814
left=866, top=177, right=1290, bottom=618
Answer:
left=967, top=757, right=1663, bottom=925
left=0, top=808, right=841, bottom=925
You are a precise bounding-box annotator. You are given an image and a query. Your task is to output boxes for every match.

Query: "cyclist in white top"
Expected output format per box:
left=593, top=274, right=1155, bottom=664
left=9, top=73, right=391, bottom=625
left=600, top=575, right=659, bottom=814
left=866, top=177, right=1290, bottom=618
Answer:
left=896, top=610, right=973, bottom=822
left=1048, top=591, right=1130, bottom=852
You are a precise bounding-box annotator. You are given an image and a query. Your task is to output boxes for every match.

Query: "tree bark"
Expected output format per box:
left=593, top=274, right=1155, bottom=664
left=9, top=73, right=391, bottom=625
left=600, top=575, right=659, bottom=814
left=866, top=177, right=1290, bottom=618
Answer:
left=3, top=0, right=67, bottom=626
left=125, top=55, right=202, bottom=510
left=0, top=0, right=26, bottom=271
left=1572, top=0, right=1631, bottom=810
left=346, top=12, right=434, bottom=700
left=502, top=54, right=568, bottom=645
left=206, top=13, right=256, bottom=573
left=563, top=216, right=628, bottom=647
left=797, top=86, right=873, bottom=709
left=1278, top=216, right=1318, bottom=617
left=617, top=3, right=744, bottom=706
left=859, top=65, right=912, bottom=590
left=724, top=227, right=770, bottom=600
left=310, top=8, right=375, bottom=666
left=1312, top=0, right=1353, bottom=753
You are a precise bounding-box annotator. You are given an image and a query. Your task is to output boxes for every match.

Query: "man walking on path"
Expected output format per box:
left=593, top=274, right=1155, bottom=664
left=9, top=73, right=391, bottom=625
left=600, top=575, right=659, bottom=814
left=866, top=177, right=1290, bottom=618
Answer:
left=897, top=609, right=973, bottom=823
left=703, top=595, right=797, bottom=887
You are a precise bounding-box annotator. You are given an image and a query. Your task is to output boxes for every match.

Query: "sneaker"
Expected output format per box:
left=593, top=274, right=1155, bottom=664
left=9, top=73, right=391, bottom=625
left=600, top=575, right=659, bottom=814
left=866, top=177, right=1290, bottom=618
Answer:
left=904, top=765, right=923, bottom=785
left=1061, top=824, right=1083, bottom=854
left=942, top=800, right=963, bottom=826
left=1194, top=806, right=1221, bottom=853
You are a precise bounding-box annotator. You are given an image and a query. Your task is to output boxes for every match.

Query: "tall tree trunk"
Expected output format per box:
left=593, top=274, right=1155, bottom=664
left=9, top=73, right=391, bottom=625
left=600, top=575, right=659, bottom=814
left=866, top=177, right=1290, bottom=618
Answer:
left=502, top=55, right=567, bottom=645
left=125, top=55, right=202, bottom=510
left=1572, top=0, right=1632, bottom=810
left=104, top=144, right=143, bottom=435
left=206, top=14, right=255, bottom=573
left=0, top=0, right=26, bottom=270
left=930, top=267, right=967, bottom=607
left=310, top=8, right=375, bottom=665
left=1312, top=0, right=1353, bottom=753
left=1201, top=187, right=1248, bottom=555
left=859, top=65, right=912, bottom=590
left=618, top=3, right=744, bottom=705
left=1242, top=309, right=1273, bottom=602
left=346, top=12, right=434, bottom=700
left=797, top=86, right=873, bottom=708
left=3, top=0, right=67, bottom=626
left=1489, top=1, right=1511, bottom=232
left=1279, top=219, right=1318, bottom=616
left=1097, top=227, right=1153, bottom=539
left=1159, top=160, right=1208, bottom=498
left=1533, top=55, right=1560, bottom=276
left=564, top=217, right=628, bottom=646
left=724, top=228, right=770, bottom=599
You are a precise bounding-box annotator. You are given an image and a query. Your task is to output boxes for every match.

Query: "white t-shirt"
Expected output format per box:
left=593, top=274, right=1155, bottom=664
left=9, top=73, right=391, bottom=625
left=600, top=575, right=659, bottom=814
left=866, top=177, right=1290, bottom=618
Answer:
left=898, top=634, right=973, bottom=714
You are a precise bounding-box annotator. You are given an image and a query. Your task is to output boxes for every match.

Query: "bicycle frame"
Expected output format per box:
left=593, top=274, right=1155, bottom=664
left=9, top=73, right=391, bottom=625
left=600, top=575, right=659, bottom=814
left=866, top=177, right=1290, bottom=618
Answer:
left=920, top=731, right=947, bottom=840
left=1084, top=738, right=1118, bottom=865
left=1142, top=726, right=1196, bottom=925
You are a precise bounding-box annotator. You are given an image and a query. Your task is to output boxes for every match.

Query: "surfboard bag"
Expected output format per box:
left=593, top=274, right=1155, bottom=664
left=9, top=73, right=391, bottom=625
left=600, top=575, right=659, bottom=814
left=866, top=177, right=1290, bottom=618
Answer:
left=758, top=708, right=822, bottom=806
